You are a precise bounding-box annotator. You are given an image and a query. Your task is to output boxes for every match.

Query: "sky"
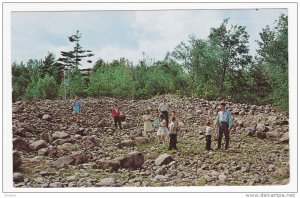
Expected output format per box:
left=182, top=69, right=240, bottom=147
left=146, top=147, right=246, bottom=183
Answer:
left=11, top=9, right=288, bottom=68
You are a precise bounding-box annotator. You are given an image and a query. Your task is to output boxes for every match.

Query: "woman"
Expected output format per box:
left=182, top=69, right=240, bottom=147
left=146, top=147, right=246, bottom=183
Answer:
left=143, top=109, right=153, bottom=137
left=157, top=113, right=169, bottom=144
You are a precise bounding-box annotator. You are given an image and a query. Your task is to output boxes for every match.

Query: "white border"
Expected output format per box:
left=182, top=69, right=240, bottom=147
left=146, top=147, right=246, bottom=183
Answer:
left=2, top=1, right=298, bottom=194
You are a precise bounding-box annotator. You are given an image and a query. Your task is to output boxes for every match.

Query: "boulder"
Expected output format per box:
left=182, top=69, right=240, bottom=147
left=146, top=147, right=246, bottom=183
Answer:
left=52, top=132, right=70, bottom=140
left=96, top=159, right=120, bottom=171
left=52, top=155, right=75, bottom=168
left=266, top=131, right=280, bottom=139
left=98, top=120, right=109, bottom=127
left=117, top=151, right=144, bottom=169
left=13, top=173, right=24, bottom=183
left=246, top=128, right=255, bottom=137
left=256, top=132, right=267, bottom=139
left=279, top=133, right=289, bottom=144
left=13, top=151, right=22, bottom=170
left=120, top=139, right=136, bottom=147
left=122, top=122, right=130, bottom=129
left=135, top=137, right=149, bottom=145
left=155, top=154, right=174, bottom=166
left=72, top=152, right=89, bottom=165
left=256, top=123, right=268, bottom=132
left=40, top=132, right=50, bottom=143
left=96, top=178, right=116, bottom=187
left=30, top=140, right=47, bottom=151
left=38, top=148, right=49, bottom=156
left=42, top=114, right=52, bottom=121
left=13, top=137, right=31, bottom=152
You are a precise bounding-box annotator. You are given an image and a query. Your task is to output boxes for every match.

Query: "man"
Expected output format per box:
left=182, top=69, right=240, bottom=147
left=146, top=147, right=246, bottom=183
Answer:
left=215, top=102, right=233, bottom=150
left=112, top=104, right=122, bottom=129
left=158, top=98, right=169, bottom=128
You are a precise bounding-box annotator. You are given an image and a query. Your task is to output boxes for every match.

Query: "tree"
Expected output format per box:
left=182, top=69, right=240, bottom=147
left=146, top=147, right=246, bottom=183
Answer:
left=256, top=14, right=288, bottom=110
left=57, top=30, right=94, bottom=70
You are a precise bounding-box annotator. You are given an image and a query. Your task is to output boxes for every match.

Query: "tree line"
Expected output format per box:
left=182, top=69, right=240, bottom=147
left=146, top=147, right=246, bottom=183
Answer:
left=12, top=14, right=288, bottom=111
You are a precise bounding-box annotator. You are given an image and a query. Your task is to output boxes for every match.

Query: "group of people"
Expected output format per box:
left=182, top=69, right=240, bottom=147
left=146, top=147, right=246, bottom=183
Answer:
left=72, top=96, right=233, bottom=151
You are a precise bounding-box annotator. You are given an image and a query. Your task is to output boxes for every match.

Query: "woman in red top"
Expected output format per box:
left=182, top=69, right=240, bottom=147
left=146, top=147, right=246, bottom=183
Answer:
left=112, top=105, right=122, bottom=129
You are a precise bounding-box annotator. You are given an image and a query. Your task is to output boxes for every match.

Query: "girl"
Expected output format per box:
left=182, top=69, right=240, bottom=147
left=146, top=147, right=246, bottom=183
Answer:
left=73, top=96, right=81, bottom=122
left=143, top=109, right=153, bottom=137
left=205, top=120, right=213, bottom=150
left=157, top=113, right=169, bottom=144
left=112, top=105, right=122, bottom=129
left=153, top=109, right=161, bottom=128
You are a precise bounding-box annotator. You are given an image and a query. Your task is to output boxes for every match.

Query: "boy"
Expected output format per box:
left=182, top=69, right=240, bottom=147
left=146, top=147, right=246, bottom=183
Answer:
left=168, top=116, right=178, bottom=150
left=205, top=120, right=213, bottom=150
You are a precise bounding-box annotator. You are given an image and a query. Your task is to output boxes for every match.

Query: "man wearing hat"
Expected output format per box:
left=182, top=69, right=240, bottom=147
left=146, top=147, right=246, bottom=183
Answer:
left=215, top=102, right=233, bottom=150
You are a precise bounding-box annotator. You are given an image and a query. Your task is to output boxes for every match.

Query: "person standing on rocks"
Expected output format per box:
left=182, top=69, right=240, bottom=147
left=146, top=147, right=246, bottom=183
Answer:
left=157, top=113, right=169, bottom=144
left=205, top=120, right=213, bottom=150
left=143, top=109, right=153, bottom=137
left=168, top=116, right=178, bottom=150
left=159, top=98, right=169, bottom=129
left=112, top=105, right=122, bottom=130
left=73, top=96, right=81, bottom=122
left=215, top=102, right=233, bottom=150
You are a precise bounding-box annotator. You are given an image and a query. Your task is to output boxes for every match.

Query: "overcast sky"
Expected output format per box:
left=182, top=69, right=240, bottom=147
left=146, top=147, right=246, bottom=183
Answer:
left=11, top=9, right=287, bottom=67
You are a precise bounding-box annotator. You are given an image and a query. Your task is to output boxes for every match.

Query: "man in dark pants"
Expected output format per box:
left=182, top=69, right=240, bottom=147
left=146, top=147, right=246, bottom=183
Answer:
left=215, top=102, right=232, bottom=150
left=112, top=105, right=122, bottom=129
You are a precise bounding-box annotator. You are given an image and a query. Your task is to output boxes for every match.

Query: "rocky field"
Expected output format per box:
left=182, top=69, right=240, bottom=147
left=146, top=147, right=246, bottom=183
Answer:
left=12, top=96, right=290, bottom=187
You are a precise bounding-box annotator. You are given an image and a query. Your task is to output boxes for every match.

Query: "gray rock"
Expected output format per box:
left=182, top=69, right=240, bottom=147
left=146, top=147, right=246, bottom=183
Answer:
left=281, top=178, right=289, bottom=185
left=120, top=139, right=136, bottom=147
left=274, top=167, right=289, bottom=177
left=279, top=133, right=289, bottom=144
left=38, top=148, right=49, bottom=156
left=218, top=175, right=227, bottom=182
left=13, top=137, right=31, bottom=152
left=30, top=140, right=47, bottom=151
left=155, top=154, right=174, bottom=166
left=155, top=167, right=167, bottom=175
left=52, top=132, right=70, bottom=140
left=117, top=151, right=144, bottom=169
left=42, top=114, right=52, bottom=121
left=52, top=155, right=75, bottom=168
left=30, top=156, right=44, bottom=162
left=257, top=123, right=268, bottom=132
left=49, top=182, right=63, bottom=188
left=13, top=173, right=24, bottom=183
left=96, top=178, right=115, bottom=187
left=153, top=175, right=168, bottom=181
left=68, top=182, right=77, bottom=187
left=13, top=151, right=22, bottom=170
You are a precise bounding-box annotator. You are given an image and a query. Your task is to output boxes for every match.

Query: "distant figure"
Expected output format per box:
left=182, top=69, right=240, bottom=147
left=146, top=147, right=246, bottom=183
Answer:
left=157, top=113, right=169, bottom=144
left=168, top=116, right=178, bottom=150
left=159, top=98, right=169, bottom=128
left=73, top=96, right=81, bottom=122
left=143, top=109, right=153, bottom=137
left=205, top=120, right=213, bottom=150
left=112, top=105, right=122, bottom=129
left=153, top=109, right=161, bottom=128
left=215, top=102, right=233, bottom=150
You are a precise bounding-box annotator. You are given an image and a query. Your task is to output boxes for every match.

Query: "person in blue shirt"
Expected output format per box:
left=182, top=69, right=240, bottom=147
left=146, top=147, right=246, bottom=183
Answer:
left=74, top=96, right=81, bottom=122
left=215, top=102, right=233, bottom=150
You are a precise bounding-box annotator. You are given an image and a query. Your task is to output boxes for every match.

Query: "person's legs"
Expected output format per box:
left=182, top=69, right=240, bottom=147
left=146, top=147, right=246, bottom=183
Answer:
left=217, top=126, right=224, bottom=149
left=117, top=116, right=122, bottom=129
left=224, top=128, right=230, bottom=150
left=113, top=116, right=118, bottom=128
left=206, top=135, right=211, bottom=150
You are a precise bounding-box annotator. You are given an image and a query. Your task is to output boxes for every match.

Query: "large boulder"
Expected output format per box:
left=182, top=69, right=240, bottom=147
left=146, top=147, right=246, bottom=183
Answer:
left=13, top=137, right=31, bottom=152
left=155, top=154, right=174, bottom=166
left=117, top=151, right=144, bottom=169
left=30, top=140, right=47, bottom=151
left=52, top=132, right=70, bottom=140
left=13, top=151, right=22, bottom=170
left=52, top=155, right=75, bottom=168
left=96, top=159, right=120, bottom=172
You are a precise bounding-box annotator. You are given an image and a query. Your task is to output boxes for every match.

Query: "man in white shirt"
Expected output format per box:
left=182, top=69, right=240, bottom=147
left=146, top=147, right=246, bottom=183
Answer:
left=159, top=98, right=169, bottom=128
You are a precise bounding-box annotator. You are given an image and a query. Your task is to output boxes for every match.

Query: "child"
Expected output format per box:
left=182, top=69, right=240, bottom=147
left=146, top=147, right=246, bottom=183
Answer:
left=112, top=105, right=122, bottom=129
left=143, top=109, right=153, bottom=137
left=205, top=120, right=213, bottom=150
left=73, top=96, right=81, bottom=122
left=153, top=109, right=161, bottom=128
left=168, top=116, right=178, bottom=150
left=156, top=114, right=169, bottom=144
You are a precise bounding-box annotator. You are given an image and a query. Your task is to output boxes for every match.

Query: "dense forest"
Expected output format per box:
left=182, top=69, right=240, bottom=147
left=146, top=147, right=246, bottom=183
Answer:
left=12, top=14, right=288, bottom=111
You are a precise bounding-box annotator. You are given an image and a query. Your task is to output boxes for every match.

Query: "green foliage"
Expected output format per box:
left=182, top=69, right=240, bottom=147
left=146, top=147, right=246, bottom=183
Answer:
left=24, top=75, right=59, bottom=100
